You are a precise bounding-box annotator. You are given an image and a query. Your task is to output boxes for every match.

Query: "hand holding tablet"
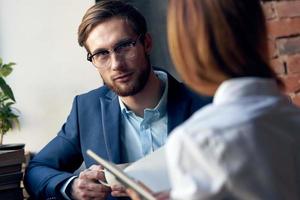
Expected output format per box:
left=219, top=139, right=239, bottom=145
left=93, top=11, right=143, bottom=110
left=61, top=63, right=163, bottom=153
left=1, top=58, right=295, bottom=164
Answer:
left=87, top=149, right=156, bottom=200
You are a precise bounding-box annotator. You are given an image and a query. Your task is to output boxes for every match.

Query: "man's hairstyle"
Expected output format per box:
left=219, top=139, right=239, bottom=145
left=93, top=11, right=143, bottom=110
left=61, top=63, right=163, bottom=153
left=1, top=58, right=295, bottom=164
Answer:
left=167, top=0, right=281, bottom=88
left=78, top=0, right=147, bottom=50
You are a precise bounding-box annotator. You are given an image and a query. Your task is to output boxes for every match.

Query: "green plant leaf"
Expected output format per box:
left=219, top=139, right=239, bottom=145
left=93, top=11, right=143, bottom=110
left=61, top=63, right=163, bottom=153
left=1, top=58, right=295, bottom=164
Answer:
left=0, top=62, right=15, bottom=77
left=0, top=59, right=20, bottom=140
left=0, top=65, right=13, bottom=77
left=5, top=102, right=15, bottom=107
left=0, top=77, right=15, bottom=101
left=0, top=94, right=10, bottom=102
left=0, top=58, right=20, bottom=140
left=2, top=62, right=16, bottom=68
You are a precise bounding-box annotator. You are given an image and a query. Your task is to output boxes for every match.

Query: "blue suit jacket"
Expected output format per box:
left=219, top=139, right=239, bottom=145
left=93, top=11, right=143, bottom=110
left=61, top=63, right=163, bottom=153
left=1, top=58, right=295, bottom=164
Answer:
left=24, top=74, right=211, bottom=200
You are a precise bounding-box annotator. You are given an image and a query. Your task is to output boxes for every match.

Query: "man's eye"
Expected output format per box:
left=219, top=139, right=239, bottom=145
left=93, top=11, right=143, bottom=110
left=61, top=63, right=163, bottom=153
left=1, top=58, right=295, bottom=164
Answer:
left=116, top=41, right=133, bottom=51
left=94, top=51, right=109, bottom=58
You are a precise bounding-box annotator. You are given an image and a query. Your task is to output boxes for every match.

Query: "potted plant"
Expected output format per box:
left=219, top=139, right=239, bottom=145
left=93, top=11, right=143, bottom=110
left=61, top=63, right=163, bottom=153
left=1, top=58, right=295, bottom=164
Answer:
left=0, top=57, right=20, bottom=146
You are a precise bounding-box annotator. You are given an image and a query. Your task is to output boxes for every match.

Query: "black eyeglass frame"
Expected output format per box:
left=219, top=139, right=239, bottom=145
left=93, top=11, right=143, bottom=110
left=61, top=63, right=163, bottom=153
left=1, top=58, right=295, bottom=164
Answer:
left=86, top=34, right=142, bottom=62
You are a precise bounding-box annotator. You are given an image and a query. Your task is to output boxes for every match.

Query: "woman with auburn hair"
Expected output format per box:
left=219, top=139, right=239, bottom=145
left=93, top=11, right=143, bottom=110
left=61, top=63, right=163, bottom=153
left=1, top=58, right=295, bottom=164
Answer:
left=127, top=0, right=300, bottom=199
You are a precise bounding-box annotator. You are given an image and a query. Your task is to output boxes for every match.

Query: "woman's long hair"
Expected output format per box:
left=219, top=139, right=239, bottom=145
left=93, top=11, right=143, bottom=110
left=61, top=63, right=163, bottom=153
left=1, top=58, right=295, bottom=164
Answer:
left=167, top=0, right=281, bottom=93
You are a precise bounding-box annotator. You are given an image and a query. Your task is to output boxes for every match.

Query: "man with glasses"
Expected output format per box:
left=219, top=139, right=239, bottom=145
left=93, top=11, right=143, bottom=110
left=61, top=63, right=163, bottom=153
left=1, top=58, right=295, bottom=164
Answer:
left=24, top=1, right=211, bottom=199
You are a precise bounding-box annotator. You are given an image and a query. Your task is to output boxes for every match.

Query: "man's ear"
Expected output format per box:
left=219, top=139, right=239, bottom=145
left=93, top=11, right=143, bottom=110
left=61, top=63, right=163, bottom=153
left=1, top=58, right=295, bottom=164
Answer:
left=143, top=33, right=152, bottom=54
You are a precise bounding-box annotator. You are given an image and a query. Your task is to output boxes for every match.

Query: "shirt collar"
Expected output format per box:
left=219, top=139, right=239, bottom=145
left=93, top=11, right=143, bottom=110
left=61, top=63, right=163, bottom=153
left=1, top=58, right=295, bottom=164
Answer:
left=119, top=70, right=168, bottom=117
left=213, top=77, right=282, bottom=105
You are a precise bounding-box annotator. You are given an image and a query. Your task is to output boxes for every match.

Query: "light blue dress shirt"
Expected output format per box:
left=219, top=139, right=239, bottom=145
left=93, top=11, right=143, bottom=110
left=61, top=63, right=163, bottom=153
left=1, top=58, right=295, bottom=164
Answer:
left=119, top=70, right=168, bottom=162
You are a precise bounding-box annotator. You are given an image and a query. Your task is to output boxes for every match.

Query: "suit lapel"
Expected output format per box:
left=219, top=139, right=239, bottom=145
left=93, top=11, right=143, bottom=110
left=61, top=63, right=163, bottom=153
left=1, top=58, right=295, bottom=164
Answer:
left=167, top=75, right=190, bottom=134
left=99, top=91, right=121, bottom=163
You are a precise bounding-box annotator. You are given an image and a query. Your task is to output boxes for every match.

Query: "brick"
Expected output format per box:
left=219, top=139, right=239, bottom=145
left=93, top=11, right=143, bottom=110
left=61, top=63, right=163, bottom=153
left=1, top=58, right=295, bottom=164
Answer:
left=267, top=18, right=300, bottom=39
left=275, top=1, right=300, bottom=19
left=281, top=74, right=300, bottom=93
left=270, top=58, right=285, bottom=74
left=277, top=36, right=300, bottom=55
left=286, top=54, right=300, bottom=74
left=263, top=2, right=276, bottom=20
left=291, top=94, right=300, bottom=107
left=268, top=39, right=278, bottom=58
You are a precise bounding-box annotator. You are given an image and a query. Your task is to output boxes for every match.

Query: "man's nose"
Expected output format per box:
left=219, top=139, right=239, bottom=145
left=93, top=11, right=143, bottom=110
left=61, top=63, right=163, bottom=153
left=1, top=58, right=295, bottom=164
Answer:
left=110, top=53, right=124, bottom=70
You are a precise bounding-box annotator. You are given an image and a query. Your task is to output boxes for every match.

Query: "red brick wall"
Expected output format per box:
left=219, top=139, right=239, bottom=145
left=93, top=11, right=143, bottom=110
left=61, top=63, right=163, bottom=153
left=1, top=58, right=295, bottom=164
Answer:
left=262, top=0, right=300, bottom=106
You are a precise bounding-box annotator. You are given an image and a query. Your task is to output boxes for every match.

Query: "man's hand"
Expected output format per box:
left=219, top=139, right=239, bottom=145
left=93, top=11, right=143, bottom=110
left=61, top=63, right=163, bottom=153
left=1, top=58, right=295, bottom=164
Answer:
left=70, top=165, right=111, bottom=200
left=111, top=185, right=128, bottom=197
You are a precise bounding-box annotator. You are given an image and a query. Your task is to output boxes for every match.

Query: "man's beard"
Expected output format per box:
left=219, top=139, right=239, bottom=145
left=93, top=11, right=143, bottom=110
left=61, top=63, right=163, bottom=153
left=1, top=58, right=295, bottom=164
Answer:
left=104, top=65, right=151, bottom=97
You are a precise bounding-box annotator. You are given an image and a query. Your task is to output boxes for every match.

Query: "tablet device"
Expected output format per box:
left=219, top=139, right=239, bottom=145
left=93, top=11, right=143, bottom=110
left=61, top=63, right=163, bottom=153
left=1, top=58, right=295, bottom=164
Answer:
left=87, top=149, right=156, bottom=200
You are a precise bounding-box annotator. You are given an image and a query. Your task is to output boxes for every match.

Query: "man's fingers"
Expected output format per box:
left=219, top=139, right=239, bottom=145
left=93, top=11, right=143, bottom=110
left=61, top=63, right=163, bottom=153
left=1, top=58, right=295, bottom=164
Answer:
left=79, top=168, right=105, bottom=181
left=72, top=178, right=111, bottom=199
left=111, top=190, right=128, bottom=197
left=88, top=182, right=111, bottom=193
left=111, top=185, right=127, bottom=197
left=89, top=164, right=104, bottom=171
left=111, top=185, right=125, bottom=191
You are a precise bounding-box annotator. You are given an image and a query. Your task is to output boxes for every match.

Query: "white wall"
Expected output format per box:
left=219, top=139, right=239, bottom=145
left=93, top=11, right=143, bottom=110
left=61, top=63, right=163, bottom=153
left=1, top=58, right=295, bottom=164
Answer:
left=0, top=0, right=102, bottom=152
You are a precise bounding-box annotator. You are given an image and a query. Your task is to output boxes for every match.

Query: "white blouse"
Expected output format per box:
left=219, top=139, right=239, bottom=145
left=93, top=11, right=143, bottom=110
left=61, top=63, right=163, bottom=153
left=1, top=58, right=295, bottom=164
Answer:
left=166, top=78, right=300, bottom=200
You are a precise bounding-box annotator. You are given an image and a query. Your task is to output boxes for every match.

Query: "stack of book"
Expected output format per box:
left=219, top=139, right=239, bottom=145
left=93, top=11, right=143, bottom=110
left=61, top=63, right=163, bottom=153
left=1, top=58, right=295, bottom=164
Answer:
left=0, top=147, right=25, bottom=200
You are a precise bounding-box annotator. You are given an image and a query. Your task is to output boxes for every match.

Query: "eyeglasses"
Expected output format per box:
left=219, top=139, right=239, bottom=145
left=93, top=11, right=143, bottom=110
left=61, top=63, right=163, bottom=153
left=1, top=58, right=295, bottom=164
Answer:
left=87, top=35, right=142, bottom=68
